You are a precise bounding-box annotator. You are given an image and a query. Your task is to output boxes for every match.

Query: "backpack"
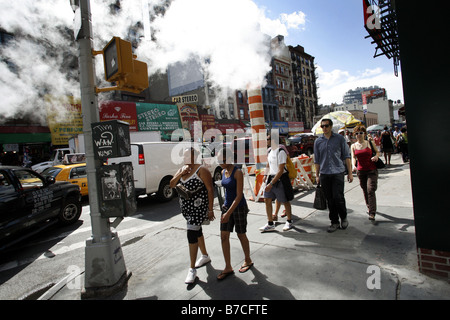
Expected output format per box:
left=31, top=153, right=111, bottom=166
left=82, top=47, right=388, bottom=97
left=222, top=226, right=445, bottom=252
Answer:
left=276, top=148, right=297, bottom=180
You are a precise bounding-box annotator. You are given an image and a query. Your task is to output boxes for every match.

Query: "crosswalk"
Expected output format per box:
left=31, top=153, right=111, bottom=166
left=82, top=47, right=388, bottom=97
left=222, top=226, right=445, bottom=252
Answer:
left=0, top=205, right=167, bottom=273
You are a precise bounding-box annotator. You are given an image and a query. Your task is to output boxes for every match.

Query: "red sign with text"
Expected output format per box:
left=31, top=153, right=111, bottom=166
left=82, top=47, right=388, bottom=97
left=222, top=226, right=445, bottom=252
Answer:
left=99, top=101, right=138, bottom=131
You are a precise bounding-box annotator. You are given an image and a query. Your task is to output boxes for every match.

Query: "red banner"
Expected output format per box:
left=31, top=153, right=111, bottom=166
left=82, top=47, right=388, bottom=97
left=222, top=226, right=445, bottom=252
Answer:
left=99, top=101, right=138, bottom=131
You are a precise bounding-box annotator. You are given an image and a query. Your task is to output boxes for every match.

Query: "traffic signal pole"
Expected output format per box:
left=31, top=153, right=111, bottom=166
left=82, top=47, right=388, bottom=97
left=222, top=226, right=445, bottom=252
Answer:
left=72, top=0, right=130, bottom=298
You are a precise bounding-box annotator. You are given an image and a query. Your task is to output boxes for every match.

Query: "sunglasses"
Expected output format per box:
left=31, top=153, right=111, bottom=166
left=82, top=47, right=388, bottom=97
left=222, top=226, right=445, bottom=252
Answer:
left=320, top=124, right=330, bottom=128
left=355, top=132, right=365, bottom=135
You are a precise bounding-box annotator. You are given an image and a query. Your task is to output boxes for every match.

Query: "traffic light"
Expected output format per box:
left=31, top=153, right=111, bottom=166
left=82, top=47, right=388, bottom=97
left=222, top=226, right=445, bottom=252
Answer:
left=97, top=37, right=149, bottom=93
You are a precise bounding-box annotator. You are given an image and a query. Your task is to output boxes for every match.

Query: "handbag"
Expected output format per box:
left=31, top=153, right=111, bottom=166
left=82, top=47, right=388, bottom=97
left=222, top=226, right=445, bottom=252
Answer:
left=176, top=183, right=205, bottom=200
left=369, top=141, right=385, bottom=169
left=313, top=184, right=327, bottom=210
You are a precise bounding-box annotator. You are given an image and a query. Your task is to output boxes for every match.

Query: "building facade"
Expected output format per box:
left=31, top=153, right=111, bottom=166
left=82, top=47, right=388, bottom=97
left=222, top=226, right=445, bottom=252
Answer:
left=271, top=36, right=295, bottom=122
left=289, top=44, right=318, bottom=130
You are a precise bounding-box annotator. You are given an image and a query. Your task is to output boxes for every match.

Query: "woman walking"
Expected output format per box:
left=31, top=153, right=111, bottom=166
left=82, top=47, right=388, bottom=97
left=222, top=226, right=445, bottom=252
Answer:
left=351, top=125, right=380, bottom=221
left=216, top=148, right=253, bottom=280
left=170, top=147, right=215, bottom=284
left=380, top=126, right=394, bottom=165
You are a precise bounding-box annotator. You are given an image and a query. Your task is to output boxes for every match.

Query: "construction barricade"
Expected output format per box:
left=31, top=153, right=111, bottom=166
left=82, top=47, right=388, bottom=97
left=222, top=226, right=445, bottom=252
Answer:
left=243, top=154, right=315, bottom=202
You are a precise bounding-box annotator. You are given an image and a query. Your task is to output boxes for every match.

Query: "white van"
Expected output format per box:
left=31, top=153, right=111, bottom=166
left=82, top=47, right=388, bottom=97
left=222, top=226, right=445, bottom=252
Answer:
left=109, top=141, right=224, bottom=202
left=108, top=142, right=181, bottom=202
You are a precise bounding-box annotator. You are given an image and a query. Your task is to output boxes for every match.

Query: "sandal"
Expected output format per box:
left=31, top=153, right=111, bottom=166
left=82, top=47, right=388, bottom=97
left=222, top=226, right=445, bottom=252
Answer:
left=281, top=210, right=287, bottom=218
left=217, top=270, right=234, bottom=281
left=272, top=215, right=278, bottom=221
left=239, top=263, right=254, bottom=273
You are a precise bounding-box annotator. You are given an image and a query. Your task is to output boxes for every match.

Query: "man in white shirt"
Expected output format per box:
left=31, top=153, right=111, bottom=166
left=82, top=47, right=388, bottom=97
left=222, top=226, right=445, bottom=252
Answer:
left=259, top=134, right=293, bottom=232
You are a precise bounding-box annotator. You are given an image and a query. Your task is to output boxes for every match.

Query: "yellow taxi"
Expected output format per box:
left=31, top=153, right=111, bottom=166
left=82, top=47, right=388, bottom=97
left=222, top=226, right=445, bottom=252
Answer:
left=42, top=163, right=88, bottom=196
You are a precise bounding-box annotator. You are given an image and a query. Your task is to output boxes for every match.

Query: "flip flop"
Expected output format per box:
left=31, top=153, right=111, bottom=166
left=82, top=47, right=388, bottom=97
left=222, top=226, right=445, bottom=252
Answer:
left=217, top=270, right=234, bottom=281
left=239, top=263, right=254, bottom=273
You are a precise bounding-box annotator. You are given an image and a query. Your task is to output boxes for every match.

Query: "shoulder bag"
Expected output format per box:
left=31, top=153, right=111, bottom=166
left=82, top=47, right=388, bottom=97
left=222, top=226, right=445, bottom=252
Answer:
left=369, top=141, right=385, bottom=169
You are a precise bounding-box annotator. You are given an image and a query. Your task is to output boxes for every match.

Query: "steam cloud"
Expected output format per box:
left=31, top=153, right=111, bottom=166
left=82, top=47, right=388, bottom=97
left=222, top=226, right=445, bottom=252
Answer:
left=0, top=0, right=306, bottom=123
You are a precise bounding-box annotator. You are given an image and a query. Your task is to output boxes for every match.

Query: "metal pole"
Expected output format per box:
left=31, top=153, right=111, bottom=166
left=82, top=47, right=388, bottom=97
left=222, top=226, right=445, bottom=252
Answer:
left=74, top=0, right=129, bottom=298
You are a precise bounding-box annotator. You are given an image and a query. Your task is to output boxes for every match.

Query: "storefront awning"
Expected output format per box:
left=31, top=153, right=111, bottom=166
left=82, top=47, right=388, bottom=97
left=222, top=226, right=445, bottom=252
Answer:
left=0, top=133, right=52, bottom=144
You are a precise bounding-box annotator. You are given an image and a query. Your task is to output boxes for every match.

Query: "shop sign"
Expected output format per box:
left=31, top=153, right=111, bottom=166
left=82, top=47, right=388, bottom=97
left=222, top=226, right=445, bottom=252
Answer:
left=99, top=101, right=138, bottom=131
left=136, top=103, right=181, bottom=132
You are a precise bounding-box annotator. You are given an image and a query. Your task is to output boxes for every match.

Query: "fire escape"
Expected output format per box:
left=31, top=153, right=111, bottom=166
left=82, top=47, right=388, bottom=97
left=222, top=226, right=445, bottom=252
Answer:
left=363, top=0, right=400, bottom=76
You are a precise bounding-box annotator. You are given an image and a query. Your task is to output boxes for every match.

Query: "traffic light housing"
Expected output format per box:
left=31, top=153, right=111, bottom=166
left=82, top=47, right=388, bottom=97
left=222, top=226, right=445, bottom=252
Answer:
left=103, top=37, right=134, bottom=82
left=119, top=59, right=149, bottom=94
left=96, top=37, right=149, bottom=94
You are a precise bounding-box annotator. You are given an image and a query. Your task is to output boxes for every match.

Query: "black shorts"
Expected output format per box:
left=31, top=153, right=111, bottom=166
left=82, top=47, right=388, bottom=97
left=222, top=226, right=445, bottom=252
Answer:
left=220, top=205, right=249, bottom=234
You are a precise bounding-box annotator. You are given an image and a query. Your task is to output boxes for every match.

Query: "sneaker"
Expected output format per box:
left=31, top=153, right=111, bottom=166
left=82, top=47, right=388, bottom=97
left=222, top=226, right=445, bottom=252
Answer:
left=282, top=221, right=293, bottom=231
left=341, top=219, right=349, bottom=229
left=185, top=268, right=197, bottom=284
left=195, top=254, right=211, bottom=268
left=259, top=223, right=276, bottom=233
left=327, top=223, right=340, bottom=233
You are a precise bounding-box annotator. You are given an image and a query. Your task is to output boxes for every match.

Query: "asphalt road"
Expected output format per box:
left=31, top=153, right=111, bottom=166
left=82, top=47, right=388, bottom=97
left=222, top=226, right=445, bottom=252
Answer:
left=0, top=195, right=184, bottom=300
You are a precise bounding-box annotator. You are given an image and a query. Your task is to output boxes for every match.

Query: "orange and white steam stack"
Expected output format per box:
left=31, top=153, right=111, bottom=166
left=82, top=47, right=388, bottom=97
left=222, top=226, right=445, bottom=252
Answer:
left=247, top=86, right=267, bottom=201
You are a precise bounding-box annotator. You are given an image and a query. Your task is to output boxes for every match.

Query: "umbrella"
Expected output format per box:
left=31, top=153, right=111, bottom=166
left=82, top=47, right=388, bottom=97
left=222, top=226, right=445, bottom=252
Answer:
left=366, top=124, right=386, bottom=132
left=312, top=111, right=361, bottom=135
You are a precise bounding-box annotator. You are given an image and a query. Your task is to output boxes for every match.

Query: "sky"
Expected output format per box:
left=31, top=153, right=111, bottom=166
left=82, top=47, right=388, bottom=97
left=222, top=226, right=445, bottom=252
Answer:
left=253, top=0, right=404, bottom=105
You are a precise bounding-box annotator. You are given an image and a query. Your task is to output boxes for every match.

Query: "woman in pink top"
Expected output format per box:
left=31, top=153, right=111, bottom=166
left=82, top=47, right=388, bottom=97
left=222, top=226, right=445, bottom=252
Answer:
left=351, top=125, right=381, bottom=221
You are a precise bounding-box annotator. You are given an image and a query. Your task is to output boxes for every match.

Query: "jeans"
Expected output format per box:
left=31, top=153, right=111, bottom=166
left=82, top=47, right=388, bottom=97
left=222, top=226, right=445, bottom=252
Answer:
left=357, top=170, right=378, bottom=216
left=320, top=173, right=347, bottom=224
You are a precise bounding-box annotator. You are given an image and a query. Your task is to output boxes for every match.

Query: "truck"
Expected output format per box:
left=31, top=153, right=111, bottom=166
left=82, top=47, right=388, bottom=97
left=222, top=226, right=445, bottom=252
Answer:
left=0, top=166, right=82, bottom=250
left=31, top=148, right=75, bottom=173
left=108, top=142, right=223, bottom=202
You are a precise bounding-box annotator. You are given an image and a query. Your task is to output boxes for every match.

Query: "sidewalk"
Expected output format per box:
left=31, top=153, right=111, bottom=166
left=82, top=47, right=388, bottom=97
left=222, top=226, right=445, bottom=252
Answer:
left=45, top=154, right=450, bottom=300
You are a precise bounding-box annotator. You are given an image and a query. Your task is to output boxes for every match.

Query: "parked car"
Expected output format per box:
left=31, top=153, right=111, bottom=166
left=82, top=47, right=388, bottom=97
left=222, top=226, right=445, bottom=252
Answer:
left=41, top=163, right=88, bottom=196
left=288, top=134, right=317, bottom=157
left=0, top=166, right=82, bottom=250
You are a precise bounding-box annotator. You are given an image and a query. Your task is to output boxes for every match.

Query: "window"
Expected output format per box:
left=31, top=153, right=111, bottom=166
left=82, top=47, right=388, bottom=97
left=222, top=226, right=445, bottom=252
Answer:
left=0, top=171, right=14, bottom=192
left=237, top=91, right=244, bottom=103
left=228, top=102, right=234, bottom=118
left=14, top=170, right=44, bottom=190
left=70, top=166, right=87, bottom=179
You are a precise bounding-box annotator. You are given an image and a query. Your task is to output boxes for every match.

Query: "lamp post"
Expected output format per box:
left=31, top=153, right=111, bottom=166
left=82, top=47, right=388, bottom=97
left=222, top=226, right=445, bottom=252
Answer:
left=71, top=0, right=130, bottom=298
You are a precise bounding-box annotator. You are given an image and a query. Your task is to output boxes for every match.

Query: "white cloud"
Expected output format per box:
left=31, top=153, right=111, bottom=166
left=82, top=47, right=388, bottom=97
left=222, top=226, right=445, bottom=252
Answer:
left=280, top=11, right=306, bottom=30
left=316, top=66, right=404, bottom=105
left=259, top=9, right=307, bottom=37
